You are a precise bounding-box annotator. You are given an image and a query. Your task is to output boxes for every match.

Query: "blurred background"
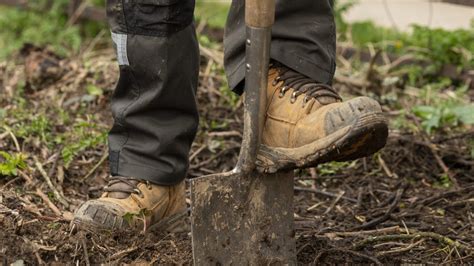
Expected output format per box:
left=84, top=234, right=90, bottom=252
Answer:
left=0, top=0, right=473, bottom=264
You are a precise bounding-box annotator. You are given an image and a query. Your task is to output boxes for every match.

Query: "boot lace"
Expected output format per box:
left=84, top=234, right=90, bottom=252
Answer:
left=104, top=176, right=143, bottom=197
left=272, top=64, right=342, bottom=106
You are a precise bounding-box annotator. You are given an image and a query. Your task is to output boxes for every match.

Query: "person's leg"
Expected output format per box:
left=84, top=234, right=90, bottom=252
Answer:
left=224, top=0, right=336, bottom=93
left=107, top=0, right=199, bottom=185
left=73, top=0, right=199, bottom=232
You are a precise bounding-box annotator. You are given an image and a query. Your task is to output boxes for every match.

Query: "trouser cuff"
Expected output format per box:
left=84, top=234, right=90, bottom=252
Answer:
left=228, top=49, right=335, bottom=94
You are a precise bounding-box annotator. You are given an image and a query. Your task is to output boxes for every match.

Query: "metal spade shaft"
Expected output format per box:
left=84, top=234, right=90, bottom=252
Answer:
left=235, top=0, right=275, bottom=174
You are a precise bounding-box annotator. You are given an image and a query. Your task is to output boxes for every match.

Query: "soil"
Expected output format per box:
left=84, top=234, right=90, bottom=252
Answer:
left=0, top=36, right=473, bottom=264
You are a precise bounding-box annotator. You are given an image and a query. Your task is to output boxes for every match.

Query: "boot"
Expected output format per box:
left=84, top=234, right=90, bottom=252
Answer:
left=258, top=63, right=388, bottom=172
left=72, top=177, right=186, bottom=233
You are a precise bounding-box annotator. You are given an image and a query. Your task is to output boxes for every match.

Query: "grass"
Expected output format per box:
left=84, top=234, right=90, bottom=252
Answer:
left=0, top=2, right=82, bottom=59
left=347, top=22, right=474, bottom=69
left=195, top=0, right=230, bottom=29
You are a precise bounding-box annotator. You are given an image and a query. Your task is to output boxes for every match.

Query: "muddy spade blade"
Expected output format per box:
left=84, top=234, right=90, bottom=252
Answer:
left=190, top=171, right=295, bottom=265
left=190, top=0, right=296, bottom=264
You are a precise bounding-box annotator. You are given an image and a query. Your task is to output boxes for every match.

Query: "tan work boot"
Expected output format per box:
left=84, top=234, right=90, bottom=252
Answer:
left=257, top=63, right=388, bottom=172
left=72, top=177, right=186, bottom=233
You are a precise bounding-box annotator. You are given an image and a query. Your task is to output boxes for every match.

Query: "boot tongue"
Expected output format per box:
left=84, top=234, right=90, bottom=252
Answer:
left=104, top=176, right=140, bottom=199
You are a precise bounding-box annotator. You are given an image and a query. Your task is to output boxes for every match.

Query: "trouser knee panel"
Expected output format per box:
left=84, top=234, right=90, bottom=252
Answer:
left=107, top=0, right=195, bottom=36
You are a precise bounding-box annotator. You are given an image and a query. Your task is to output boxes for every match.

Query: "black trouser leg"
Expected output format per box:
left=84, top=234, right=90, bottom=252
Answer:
left=224, top=0, right=336, bottom=93
left=105, top=0, right=336, bottom=185
left=106, top=0, right=199, bottom=185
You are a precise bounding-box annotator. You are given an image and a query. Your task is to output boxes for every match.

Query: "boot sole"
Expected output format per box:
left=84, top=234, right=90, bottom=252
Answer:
left=71, top=210, right=188, bottom=235
left=257, top=112, right=388, bottom=172
left=317, top=112, right=388, bottom=163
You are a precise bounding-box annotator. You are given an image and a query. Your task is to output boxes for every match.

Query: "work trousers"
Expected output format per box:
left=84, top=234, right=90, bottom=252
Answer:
left=106, top=0, right=336, bottom=185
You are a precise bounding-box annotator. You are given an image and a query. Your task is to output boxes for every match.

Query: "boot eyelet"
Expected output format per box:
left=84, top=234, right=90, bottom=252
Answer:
left=145, top=181, right=152, bottom=190
left=134, top=189, right=144, bottom=198
left=302, top=96, right=310, bottom=108
left=273, top=76, right=281, bottom=86
left=290, top=92, right=298, bottom=103
left=279, top=86, right=289, bottom=98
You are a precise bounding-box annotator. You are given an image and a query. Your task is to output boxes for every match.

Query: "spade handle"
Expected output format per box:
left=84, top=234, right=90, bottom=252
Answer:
left=245, top=0, right=276, bottom=28
left=235, top=0, right=276, bottom=173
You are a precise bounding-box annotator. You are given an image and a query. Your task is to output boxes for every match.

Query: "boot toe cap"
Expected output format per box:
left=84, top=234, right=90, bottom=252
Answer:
left=73, top=199, right=128, bottom=232
left=325, top=96, right=383, bottom=134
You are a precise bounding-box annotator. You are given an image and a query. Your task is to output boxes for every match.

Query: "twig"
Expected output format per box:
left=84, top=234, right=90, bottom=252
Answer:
left=295, top=187, right=358, bottom=203
left=67, top=0, right=87, bottom=26
left=405, top=117, right=460, bottom=188
left=334, top=73, right=370, bottom=88
left=416, top=185, right=474, bottom=206
left=189, top=145, right=207, bottom=162
left=190, top=146, right=239, bottom=169
left=309, top=167, right=318, bottom=180
left=82, top=150, right=108, bottom=181
left=356, top=187, right=364, bottom=208
left=35, top=188, right=62, bottom=217
left=377, top=154, right=398, bottom=178
left=306, top=202, right=324, bottom=211
left=200, top=46, right=223, bottom=66
left=208, top=130, right=242, bottom=138
left=409, top=230, right=473, bottom=252
left=81, top=237, right=91, bottom=266
left=316, top=248, right=383, bottom=265
left=81, top=29, right=106, bottom=57
left=434, top=130, right=474, bottom=143
left=376, top=239, right=425, bottom=256
left=17, top=170, right=33, bottom=184
left=324, top=191, right=345, bottom=214
left=47, top=150, right=62, bottom=181
left=2, top=125, right=20, bottom=151
left=445, top=198, right=474, bottom=208
left=386, top=54, right=417, bottom=72
left=354, top=187, right=404, bottom=230
left=323, top=226, right=401, bottom=238
left=34, top=251, right=45, bottom=265
left=34, top=156, right=69, bottom=208
left=428, top=142, right=459, bottom=188
left=354, top=234, right=424, bottom=250
left=354, top=229, right=473, bottom=252
left=338, top=249, right=383, bottom=265
left=365, top=49, right=382, bottom=82
left=2, top=176, right=20, bottom=188
left=108, top=246, right=139, bottom=261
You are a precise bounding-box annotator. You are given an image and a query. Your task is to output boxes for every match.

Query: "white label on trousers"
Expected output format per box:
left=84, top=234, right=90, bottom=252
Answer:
left=111, top=32, right=130, bottom=66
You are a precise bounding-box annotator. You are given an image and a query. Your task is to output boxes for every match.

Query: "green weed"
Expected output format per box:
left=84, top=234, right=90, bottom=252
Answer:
left=5, top=103, right=107, bottom=169
left=122, top=208, right=151, bottom=224
left=317, top=161, right=355, bottom=175
left=14, top=114, right=52, bottom=144
left=412, top=84, right=474, bottom=134
left=0, top=151, right=27, bottom=176
left=433, top=174, right=452, bottom=189
left=0, top=0, right=104, bottom=59
left=60, top=119, right=107, bottom=168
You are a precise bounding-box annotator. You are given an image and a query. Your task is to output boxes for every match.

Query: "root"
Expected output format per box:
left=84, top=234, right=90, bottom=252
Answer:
left=354, top=229, right=474, bottom=253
